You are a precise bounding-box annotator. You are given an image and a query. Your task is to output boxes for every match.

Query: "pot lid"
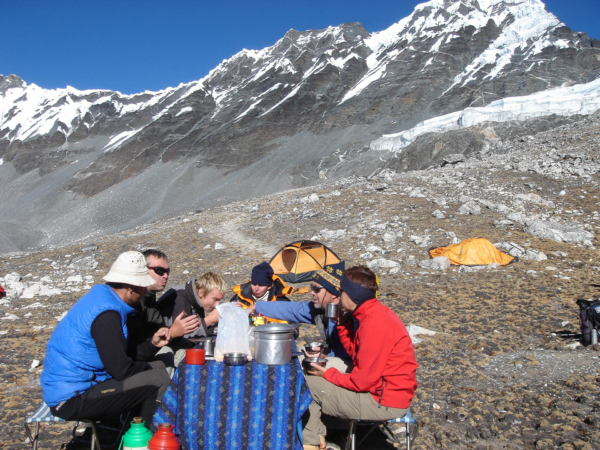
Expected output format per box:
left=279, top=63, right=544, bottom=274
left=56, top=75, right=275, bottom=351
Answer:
left=254, top=323, right=300, bottom=334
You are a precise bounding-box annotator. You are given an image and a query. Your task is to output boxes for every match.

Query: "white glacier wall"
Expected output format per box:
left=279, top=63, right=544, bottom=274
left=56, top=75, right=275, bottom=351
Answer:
left=369, top=77, right=600, bottom=152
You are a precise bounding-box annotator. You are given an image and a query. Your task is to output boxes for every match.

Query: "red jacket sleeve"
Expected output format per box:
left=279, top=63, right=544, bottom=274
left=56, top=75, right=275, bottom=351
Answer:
left=324, top=318, right=397, bottom=392
left=336, top=320, right=357, bottom=357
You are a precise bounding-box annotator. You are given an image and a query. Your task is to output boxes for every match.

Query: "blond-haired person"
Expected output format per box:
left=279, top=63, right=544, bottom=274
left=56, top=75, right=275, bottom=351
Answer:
left=155, top=273, right=227, bottom=375
left=163, top=272, right=227, bottom=338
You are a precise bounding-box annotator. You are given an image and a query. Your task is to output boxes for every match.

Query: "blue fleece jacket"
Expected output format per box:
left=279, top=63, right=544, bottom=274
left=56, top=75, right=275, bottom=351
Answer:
left=255, top=301, right=349, bottom=358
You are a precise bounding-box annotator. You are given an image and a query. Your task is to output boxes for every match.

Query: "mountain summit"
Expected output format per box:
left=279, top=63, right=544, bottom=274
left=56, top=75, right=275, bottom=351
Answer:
left=0, top=0, right=599, bottom=253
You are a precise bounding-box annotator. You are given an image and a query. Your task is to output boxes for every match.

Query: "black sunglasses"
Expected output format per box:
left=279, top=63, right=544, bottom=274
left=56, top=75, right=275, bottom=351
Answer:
left=310, top=284, right=324, bottom=293
left=149, top=266, right=170, bottom=276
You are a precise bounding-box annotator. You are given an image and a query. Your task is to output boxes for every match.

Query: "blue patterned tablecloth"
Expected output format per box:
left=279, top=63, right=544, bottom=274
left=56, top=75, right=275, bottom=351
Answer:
left=152, top=358, right=312, bottom=450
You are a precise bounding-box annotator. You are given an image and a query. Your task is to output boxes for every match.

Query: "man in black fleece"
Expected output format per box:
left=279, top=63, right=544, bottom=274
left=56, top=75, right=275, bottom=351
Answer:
left=127, top=249, right=200, bottom=376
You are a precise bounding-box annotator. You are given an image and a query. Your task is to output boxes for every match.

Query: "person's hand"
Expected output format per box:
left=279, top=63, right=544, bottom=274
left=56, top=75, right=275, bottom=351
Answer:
left=170, top=312, right=200, bottom=338
left=204, top=308, right=219, bottom=326
left=236, top=302, right=256, bottom=316
left=337, top=312, right=350, bottom=325
left=308, top=363, right=327, bottom=377
left=151, top=327, right=172, bottom=347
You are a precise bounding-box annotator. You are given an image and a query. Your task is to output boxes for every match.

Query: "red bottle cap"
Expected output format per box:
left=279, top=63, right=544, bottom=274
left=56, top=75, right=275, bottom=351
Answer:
left=148, top=423, right=180, bottom=450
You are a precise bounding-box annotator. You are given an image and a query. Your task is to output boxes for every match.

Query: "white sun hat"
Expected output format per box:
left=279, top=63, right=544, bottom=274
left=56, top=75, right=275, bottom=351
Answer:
left=103, top=251, right=155, bottom=287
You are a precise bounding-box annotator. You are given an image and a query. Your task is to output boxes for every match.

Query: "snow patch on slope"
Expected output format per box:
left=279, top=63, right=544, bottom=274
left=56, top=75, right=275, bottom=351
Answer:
left=103, top=129, right=142, bottom=153
left=176, top=107, right=192, bottom=117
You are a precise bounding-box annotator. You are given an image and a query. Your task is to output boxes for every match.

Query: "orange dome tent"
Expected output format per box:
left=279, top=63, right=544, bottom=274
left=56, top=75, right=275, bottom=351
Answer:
left=429, top=237, right=514, bottom=265
left=269, top=240, right=341, bottom=283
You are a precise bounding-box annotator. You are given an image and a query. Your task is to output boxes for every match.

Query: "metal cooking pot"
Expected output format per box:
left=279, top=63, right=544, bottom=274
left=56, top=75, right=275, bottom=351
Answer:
left=254, top=323, right=300, bottom=365
left=195, top=336, right=216, bottom=357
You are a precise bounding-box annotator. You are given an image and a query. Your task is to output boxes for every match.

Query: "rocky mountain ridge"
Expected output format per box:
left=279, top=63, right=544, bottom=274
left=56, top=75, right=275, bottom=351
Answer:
left=0, top=0, right=599, bottom=254
left=1, top=109, right=599, bottom=449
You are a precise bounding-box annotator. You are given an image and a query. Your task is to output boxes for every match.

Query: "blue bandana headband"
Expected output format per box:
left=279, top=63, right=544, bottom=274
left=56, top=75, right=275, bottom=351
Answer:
left=340, top=276, right=376, bottom=305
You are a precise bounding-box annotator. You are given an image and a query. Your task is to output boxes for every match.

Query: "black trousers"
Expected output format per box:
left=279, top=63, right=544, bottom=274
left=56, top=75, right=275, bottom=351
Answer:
left=51, top=362, right=170, bottom=426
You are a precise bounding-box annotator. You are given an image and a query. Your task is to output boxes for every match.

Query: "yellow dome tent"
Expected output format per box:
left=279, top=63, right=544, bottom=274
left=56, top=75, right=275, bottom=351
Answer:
left=269, top=240, right=341, bottom=283
left=429, top=237, right=514, bottom=265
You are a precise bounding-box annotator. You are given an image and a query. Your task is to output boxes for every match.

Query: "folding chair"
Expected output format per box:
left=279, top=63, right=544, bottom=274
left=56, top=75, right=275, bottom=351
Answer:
left=24, top=402, right=129, bottom=450
left=24, top=402, right=101, bottom=450
left=345, top=409, right=417, bottom=450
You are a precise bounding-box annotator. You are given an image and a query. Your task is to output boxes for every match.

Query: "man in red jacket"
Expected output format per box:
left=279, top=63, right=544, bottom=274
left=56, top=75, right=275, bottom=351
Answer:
left=303, top=265, right=418, bottom=450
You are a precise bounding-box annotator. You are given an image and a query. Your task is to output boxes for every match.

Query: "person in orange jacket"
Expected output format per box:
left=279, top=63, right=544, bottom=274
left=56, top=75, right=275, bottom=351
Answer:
left=230, top=262, right=293, bottom=306
left=231, top=262, right=293, bottom=324
left=302, top=265, right=418, bottom=450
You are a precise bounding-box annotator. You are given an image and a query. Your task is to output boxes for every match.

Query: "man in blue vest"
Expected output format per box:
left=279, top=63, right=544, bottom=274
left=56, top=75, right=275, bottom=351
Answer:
left=40, top=251, right=172, bottom=426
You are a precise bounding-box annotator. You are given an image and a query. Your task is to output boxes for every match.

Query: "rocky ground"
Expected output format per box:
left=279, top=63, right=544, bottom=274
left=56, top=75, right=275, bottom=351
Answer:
left=1, top=114, right=599, bottom=449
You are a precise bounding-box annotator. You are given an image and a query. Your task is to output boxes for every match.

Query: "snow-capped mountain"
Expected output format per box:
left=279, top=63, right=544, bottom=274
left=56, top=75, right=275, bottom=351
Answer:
left=0, top=0, right=599, bottom=253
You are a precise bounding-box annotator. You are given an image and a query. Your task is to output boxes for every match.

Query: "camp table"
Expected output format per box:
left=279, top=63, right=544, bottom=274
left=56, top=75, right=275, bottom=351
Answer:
left=152, top=357, right=312, bottom=450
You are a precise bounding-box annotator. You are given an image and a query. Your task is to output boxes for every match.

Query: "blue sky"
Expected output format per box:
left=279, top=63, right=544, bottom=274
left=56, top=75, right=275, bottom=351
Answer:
left=1, top=0, right=598, bottom=95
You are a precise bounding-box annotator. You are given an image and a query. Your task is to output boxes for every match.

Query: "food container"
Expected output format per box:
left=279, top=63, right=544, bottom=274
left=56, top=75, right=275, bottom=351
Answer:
left=223, top=352, right=248, bottom=366
left=194, top=336, right=216, bottom=357
left=302, top=357, right=328, bottom=372
left=254, top=323, right=300, bottom=365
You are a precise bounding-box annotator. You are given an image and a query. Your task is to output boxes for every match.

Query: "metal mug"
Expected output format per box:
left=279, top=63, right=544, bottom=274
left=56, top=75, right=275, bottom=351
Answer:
left=324, top=302, right=340, bottom=320
left=196, top=336, right=216, bottom=357
left=186, top=348, right=205, bottom=365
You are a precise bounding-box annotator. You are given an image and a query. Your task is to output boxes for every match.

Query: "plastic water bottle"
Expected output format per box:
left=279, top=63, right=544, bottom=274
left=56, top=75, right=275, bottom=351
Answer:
left=120, top=417, right=153, bottom=450
left=592, top=328, right=598, bottom=345
left=148, top=423, right=180, bottom=450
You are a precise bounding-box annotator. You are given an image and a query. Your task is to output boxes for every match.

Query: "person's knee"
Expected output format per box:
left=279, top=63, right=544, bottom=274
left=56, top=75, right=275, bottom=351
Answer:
left=305, top=376, right=329, bottom=402
left=123, top=368, right=170, bottom=393
left=157, top=369, right=171, bottom=387
left=154, top=370, right=171, bottom=401
left=306, top=374, right=328, bottom=389
left=148, top=360, right=168, bottom=372
left=146, top=368, right=171, bottom=389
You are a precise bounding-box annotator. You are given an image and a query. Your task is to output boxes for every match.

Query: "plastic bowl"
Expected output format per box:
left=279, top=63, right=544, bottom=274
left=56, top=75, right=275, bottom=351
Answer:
left=223, top=352, right=248, bottom=366
left=302, top=357, right=328, bottom=372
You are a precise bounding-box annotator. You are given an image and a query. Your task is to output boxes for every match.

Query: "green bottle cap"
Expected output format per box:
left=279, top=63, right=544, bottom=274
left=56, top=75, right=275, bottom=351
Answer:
left=122, top=418, right=153, bottom=449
